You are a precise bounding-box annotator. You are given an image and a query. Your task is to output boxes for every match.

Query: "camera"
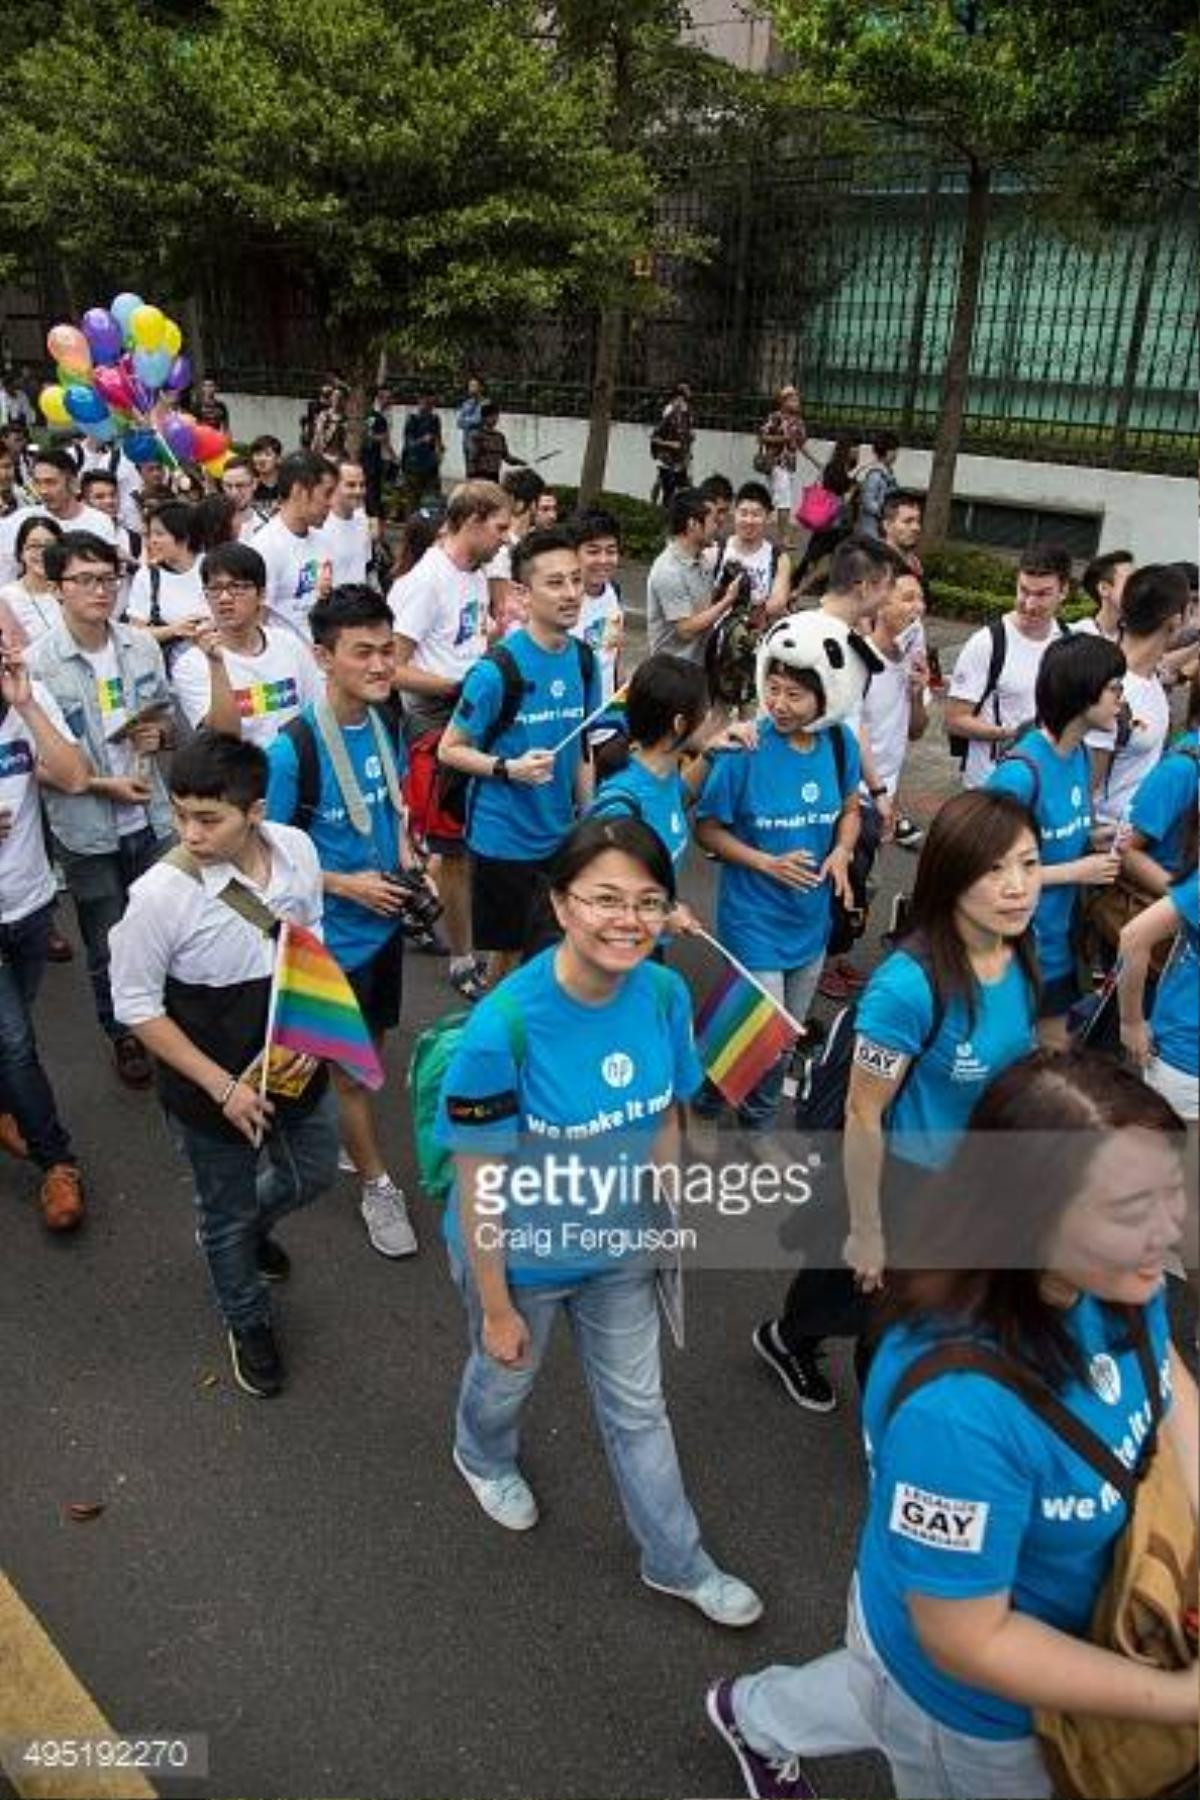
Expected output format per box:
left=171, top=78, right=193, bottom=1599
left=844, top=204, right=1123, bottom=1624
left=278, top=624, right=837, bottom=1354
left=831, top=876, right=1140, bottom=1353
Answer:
left=386, top=868, right=444, bottom=932
left=719, top=559, right=753, bottom=609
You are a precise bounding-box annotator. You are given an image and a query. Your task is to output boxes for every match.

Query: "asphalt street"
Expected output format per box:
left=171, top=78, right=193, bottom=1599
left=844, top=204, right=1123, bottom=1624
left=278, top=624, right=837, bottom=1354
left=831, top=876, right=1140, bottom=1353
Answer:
left=4, top=614, right=974, bottom=1800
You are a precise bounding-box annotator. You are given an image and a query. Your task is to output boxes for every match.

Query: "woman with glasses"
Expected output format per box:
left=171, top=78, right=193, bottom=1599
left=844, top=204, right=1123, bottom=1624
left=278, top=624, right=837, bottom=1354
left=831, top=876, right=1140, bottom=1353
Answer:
left=988, top=634, right=1128, bottom=1046
left=0, top=515, right=65, bottom=648
left=435, top=815, right=763, bottom=1628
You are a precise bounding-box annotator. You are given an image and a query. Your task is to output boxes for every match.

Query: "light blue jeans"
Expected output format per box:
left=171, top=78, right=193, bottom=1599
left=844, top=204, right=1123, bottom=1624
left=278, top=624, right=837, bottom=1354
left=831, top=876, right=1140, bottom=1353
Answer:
left=692, top=957, right=826, bottom=1129
left=733, top=1581, right=1052, bottom=1800
left=451, top=1255, right=717, bottom=1590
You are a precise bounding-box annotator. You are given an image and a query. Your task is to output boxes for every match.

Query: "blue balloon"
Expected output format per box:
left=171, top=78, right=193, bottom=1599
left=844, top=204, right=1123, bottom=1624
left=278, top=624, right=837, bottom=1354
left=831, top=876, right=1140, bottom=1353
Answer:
left=63, top=385, right=109, bottom=426
left=111, top=291, right=145, bottom=335
left=86, top=415, right=118, bottom=442
left=133, top=347, right=171, bottom=388
left=123, top=428, right=162, bottom=463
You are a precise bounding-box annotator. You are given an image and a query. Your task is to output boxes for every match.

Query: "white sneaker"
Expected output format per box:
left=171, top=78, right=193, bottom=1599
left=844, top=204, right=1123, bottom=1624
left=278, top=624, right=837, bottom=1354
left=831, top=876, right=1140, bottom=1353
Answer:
left=360, top=1176, right=418, bottom=1258
left=643, top=1567, right=764, bottom=1627
left=453, top=1447, right=539, bottom=1531
left=337, top=1144, right=357, bottom=1174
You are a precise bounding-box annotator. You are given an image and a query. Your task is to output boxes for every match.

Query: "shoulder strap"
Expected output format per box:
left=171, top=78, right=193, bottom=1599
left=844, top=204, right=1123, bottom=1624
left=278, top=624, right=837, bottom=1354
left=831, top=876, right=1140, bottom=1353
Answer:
left=160, top=845, right=279, bottom=938
left=282, top=715, right=321, bottom=827
left=148, top=565, right=163, bottom=629
left=971, top=618, right=1007, bottom=719
left=479, top=642, right=528, bottom=752
left=574, top=635, right=597, bottom=708
left=895, top=932, right=947, bottom=1058
left=884, top=1341, right=1137, bottom=1504
left=999, top=748, right=1043, bottom=816
left=490, top=987, right=528, bottom=1065
left=829, top=723, right=848, bottom=796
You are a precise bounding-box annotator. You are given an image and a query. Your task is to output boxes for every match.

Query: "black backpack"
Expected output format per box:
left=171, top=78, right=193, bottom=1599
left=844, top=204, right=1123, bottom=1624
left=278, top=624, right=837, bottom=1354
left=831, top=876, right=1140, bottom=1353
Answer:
left=947, top=616, right=1071, bottom=768
left=282, top=702, right=406, bottom=827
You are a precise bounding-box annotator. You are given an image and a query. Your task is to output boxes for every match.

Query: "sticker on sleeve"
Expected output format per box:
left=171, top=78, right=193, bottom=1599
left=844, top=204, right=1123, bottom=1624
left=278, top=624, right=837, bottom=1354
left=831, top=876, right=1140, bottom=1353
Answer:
left=854, top=1037, right=906, bottom=1081
left=445, top=1089, right=519, bottom=1126
left=889, top=1483, right=990, bottom=1553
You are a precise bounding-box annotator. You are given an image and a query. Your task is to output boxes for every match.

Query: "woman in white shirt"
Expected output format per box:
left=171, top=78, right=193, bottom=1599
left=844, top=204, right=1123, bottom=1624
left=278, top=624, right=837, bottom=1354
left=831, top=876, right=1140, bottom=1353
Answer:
left=125, top=500, right=210, bottom=657
left=1087, top=565, right=1187, bottom=826
left=0, top=515, right=64, bottom=648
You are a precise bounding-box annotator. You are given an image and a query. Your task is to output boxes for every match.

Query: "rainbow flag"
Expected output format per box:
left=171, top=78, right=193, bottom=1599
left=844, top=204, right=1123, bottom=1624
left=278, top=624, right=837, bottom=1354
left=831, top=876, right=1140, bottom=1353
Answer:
left=236, top=677, right=298, bottom=719
left=269, top=924, right=384, bottom=1090
left=695, top=967, right=798, bottom=1106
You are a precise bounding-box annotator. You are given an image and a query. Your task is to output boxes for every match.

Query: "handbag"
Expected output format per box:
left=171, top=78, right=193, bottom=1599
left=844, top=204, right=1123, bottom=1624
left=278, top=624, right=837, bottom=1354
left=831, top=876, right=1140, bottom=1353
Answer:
left=1082, top=876, right=1173, bottom=976
left=886, top=1330, right=1198, bottom=1800
left=795, top=484, right=841, bottom=531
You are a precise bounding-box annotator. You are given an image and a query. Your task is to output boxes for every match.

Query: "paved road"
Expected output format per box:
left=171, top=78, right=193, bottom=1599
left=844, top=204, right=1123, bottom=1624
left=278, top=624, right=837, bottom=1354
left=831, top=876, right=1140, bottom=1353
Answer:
left=2, top=617, right=974, bottom=1800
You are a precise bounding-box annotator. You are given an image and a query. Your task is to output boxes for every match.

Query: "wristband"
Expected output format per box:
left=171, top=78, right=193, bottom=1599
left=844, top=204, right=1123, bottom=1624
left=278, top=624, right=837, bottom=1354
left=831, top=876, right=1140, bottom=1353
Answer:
left=216, top=1076, right=237, bottom=1110
left=868, top=784, right=888, bottom=798
left=493, top=757, right=510, bottom=782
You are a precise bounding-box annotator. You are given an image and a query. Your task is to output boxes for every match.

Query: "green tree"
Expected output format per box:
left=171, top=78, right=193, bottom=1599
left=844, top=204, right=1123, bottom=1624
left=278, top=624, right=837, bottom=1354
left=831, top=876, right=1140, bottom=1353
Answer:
left=765, top=0, right=1196, bottom=540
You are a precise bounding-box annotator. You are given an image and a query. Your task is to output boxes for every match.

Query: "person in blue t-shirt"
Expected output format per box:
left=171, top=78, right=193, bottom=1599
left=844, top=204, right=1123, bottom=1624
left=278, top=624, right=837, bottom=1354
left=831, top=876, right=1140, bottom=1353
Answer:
left=754, top=789, right=1043, bottom=1416
left=988, top=634, right=1126, bottom=1045
left=266, top=585, right=429, bottom=1261
left=437, top=816, right=763, bottom=1629
left=439, top=526, right=602, bottom=985
left=1124, top=672, right=1200, bottom=895
left=692, top=638, right=862, bottom=1131
left=708, top=1050, right=1197, bottom=1800
left=1119, top=856, right=1199, bottom=1121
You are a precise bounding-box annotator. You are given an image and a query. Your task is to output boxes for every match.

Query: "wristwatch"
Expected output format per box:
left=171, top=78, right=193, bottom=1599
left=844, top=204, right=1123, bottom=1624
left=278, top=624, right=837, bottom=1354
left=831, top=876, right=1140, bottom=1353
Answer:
left=493, top=757, right=510, bottom=782
left=868, top=783, right=888, bottom=798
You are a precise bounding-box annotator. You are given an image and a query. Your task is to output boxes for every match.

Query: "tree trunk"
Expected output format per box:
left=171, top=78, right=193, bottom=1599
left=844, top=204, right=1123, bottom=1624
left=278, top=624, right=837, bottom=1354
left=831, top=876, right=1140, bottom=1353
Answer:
left=924, top=158, right=991, bottom=544
left=900, top=168, right=941, bottom=435
left=179, top=294, right=206, bottom=385
left=1110, top=222, right=1162, bottom=462
left=342, top=342, right=376, bottom=459
left=579, top=304, right=624, bottom=507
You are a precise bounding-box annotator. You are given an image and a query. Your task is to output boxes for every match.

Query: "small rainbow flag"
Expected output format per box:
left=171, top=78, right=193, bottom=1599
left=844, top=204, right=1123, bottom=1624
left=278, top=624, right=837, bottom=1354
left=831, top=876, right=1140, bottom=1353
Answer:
left=268, top=924, right=384, bottom=1090
left=236, top=678, right=298, bottom=719
left=97, top=676, right=124, bottom=715
left=695, top=967, right=799, bottom=1106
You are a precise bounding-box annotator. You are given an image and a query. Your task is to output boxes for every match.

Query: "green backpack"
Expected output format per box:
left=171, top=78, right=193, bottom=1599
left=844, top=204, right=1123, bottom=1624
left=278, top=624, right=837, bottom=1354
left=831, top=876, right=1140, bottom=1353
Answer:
left=407, top=994, right=526, bottom=1205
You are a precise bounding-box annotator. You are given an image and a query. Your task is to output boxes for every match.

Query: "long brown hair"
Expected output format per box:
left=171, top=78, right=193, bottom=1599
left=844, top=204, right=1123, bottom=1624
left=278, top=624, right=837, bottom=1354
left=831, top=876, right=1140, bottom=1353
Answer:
left=903, top=789, right=1041, bottom=1029
left=883, top=1048, right=1188, bottom=1387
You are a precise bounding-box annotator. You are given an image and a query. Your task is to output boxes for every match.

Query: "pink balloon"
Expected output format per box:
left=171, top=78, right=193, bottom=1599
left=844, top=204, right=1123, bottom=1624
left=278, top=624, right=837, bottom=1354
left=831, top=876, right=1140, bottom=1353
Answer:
left=93, top=365, right=137, bottom=412
left=46, top=323, right=91, bottom=370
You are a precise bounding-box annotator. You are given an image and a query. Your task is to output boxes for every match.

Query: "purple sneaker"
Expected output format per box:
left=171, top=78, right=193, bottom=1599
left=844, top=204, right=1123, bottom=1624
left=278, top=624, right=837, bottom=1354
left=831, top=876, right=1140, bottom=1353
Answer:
left=705, top=1679, right=816, bottom=1799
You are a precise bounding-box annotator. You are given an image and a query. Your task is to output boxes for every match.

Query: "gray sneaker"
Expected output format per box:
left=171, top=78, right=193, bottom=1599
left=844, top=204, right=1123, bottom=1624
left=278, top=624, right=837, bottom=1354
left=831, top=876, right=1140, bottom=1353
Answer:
left=453, top=1448, right=539, bottom=1531
left=360, top=1176, right=418, bottom=1258
left=643, top=1566, right=764, bottom=1627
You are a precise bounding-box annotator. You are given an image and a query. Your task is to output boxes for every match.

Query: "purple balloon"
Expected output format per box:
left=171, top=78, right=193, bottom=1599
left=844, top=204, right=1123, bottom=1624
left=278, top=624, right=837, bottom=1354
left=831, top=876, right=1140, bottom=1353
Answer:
left=82, top=306, right=124, bottom=366
left=165, top=354, right=192, bottom=392
left=161, top=412, right=196, bottom=460
left=129, top=377, right=154, bottom=415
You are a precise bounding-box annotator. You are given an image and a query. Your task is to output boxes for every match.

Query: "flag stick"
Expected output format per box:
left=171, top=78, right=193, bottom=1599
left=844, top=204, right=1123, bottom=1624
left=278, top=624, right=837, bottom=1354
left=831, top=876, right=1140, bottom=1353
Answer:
left=692, top=925, right=807, bottom=1038
left=548, top=680, right=630, bottom=757
left=254, top=920, right=288, bottom=1147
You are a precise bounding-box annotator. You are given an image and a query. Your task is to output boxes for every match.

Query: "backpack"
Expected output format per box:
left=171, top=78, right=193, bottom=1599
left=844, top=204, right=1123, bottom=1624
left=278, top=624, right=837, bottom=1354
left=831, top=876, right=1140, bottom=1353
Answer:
left=947, top=616, right=1071, bottom=768
left=281, top=703, right=405, bottom=828
left=820, top=724, right=876, bottom=955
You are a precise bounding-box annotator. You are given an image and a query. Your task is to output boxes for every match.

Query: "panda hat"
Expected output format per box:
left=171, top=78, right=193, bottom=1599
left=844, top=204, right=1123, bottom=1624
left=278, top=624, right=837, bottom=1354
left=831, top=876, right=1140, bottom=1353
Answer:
left=755, top=610, right=884, bottom=731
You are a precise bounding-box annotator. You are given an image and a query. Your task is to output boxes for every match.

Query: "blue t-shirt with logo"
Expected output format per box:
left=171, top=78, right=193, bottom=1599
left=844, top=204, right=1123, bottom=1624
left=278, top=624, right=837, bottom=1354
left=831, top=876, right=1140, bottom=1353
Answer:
left=855, top=949, right=1037, bottom=1168
left=451, top=630, right=603, bottom=861
left=857, top=1288, right=1172, bottom=1740
left=1151, top=870, right=1199, bottom=1076
left=265, top=706, right=407, bottom=971
left=588, top=758, right=691, bottom=866
left=695, top=721, right=859, bottom=971
left=1130, top=731, right=1199, bottom=876
left=436, top=948, right=702, bottom=1285
left=988, top=734, right=1091, bottom=980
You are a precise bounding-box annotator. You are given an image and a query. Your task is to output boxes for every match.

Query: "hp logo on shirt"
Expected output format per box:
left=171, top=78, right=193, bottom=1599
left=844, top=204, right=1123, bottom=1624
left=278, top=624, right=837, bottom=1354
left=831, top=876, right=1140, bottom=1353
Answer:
left=601, top=1053, right=635, bottom=1089
left=550, top=679, right=566, bottom=699
left=1071, top=786, right=1083, bottom=807
left=1090, top=1353, right=1122, bottom=1406
left=801, top=782, right=820, bottom=803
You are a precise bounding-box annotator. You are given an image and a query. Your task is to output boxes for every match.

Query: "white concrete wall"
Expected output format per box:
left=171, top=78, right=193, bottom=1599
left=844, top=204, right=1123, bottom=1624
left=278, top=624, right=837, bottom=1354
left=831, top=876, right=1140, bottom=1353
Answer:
left=225, top=392, right=1197, bottom=566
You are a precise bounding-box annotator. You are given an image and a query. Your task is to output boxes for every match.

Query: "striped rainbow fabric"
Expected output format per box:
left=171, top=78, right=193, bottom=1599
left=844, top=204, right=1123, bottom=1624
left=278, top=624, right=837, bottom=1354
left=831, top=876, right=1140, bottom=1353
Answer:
left=694, top=967, right=798, bottom=1106
left=271, top=924, right=384, bottom=1091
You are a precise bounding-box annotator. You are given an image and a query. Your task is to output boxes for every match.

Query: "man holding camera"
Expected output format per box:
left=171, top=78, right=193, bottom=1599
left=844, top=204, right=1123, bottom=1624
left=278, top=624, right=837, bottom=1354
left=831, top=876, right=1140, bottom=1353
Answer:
left=266, top=585, right=433, bottom=1260
left=646, top=489, right=742, bottom=665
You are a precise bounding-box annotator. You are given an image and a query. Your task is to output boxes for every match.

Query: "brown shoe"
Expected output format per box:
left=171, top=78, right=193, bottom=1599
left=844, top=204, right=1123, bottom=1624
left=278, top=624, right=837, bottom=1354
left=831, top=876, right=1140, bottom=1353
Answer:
left=45, top=926, right=74, bottom=963
left=113, top=1032, right=153, bottom=1090
left=0, top=1111, right=29, bottom=1159
left=40, top=1164, right=85, bottom=1231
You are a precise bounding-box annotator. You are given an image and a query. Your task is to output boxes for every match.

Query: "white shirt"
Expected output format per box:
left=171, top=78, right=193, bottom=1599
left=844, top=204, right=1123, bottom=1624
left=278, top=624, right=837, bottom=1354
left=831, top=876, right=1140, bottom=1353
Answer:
left=321, top=509, right=372, bottom=588
left=0, top=580, right=61, bottom=646
left=950, top=614, right=1060, bottom=788
left=75, top=446, right=143, bottom=536
left=718, top=537, right=777, bottom=606
left=0, top=682, right=74, bottom=923
left=81, top=639, right=148, bottom=836
left=1086, top=666, right=1172, bottom=823
left=0, top=504, right=117, bottom=586
left=572, top=583, right=623, bottom=703
left=171, top=628, right=323, bottom=749
left=389, top=543, right=489, bottom=682
left=125, top=563, right=208, bottom=627
left=860, top=648, right=913, bottom=796
left=110, top=822, right=323, bottom=1025
left=255, top=514, right=332, bottom=641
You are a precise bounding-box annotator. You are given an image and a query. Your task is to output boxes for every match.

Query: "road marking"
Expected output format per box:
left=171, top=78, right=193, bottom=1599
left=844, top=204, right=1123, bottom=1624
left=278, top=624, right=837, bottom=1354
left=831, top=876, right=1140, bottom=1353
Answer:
left=0, top=1573, right=156, bottom=1799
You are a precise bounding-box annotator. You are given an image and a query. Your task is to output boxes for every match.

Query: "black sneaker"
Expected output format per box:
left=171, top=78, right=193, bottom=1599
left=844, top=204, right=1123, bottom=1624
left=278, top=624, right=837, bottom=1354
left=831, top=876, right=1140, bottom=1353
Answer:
left=227, top=1321, right=283, bottom=1397
left=751, top=1320, right=836, bottom=1412
left=892, top=815, right=924, bottom=851
left=256, top=1236, right=291, bottom=1283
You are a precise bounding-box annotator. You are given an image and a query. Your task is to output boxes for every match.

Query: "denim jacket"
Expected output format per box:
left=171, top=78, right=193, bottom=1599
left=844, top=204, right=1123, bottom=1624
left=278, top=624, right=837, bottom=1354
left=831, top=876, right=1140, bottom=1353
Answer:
left=28, top=620, right=174, bottom=854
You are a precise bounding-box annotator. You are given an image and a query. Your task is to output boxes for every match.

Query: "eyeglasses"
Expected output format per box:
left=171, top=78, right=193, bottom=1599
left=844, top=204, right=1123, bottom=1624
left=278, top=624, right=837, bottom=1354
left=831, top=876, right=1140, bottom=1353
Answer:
left=566, top=890, right=672, bottom=922
left=204, top=581, right=259, bottom=599
left=61, top=572, right=120, bottom=594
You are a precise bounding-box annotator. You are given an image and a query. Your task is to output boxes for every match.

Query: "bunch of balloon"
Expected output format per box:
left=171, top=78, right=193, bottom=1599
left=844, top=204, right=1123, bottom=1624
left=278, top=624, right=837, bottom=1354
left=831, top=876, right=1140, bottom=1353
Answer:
left=37, top=293, right=232, bottom=477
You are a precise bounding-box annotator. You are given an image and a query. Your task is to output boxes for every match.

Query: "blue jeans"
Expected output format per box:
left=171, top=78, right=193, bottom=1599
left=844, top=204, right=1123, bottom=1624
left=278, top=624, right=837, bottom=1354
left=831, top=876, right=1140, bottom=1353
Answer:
left=167, top=1089, right=338, bottom=1332
left=452, top=1256, right=716, bottom=1589
left=0, top=901, right=74, bottom=1169
left=56, top=827, right=167, bottom=1038
left=692, top=957, right=826, bottom=1130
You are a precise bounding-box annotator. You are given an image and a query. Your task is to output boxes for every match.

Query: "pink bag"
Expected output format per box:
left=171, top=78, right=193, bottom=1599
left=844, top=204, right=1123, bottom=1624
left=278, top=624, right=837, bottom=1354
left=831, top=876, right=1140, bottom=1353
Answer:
left=795, top=485, right=841, bottom=531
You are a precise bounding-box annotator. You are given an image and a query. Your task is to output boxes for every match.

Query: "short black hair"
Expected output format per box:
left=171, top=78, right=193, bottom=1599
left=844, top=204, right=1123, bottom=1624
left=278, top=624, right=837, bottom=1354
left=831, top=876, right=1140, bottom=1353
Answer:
left=1119, top=564, right=1190, bottom=637
left=882, top=487, right=923, bottom=520
left=511, top=526, right=577, bottom=587
left=548, top=816, right=676, bottom=903
left=15, top=513, right=63, bottom=562
left=870, top=430, right=899, bottom=458
left=1019, top=543, right=1072, bottom=585
left=249, top=434, right=283, bottom=458
left=1081, top=548, right=1133, bottom=605
left=278, top=451, right=336, bottom=501
left=308, top=582, right=393, bottom=648
left=1170, top=559, right=1199, bottom=592
left=625, top=653, right=708, bottom=747
left=169, top=730, right=268, bottom=812
left=828, top=535, right=893, bottom=591
left=44, top=530, right=119, bottom=582
left=697, top=474, right=734, bottom=504
left=501, top=467, right=545, bottom=508
left=480, top=402, right=501, bottom=423
left=199, top=540, right=267, bottom=590
left=734, top=480, right=772, bottom=511
left=1035, top=634, right=1126, bottom=738
left=80, top=469, right=117, bottom=497
left=667, top=487, right=710, bottom=537
left=32, top=447, right=78, bottom=478
left=192, top=492, right=237, bottom=551
left=569, top=507, right=622, bottom=548
left=148, top=500, right=196, bottom=549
